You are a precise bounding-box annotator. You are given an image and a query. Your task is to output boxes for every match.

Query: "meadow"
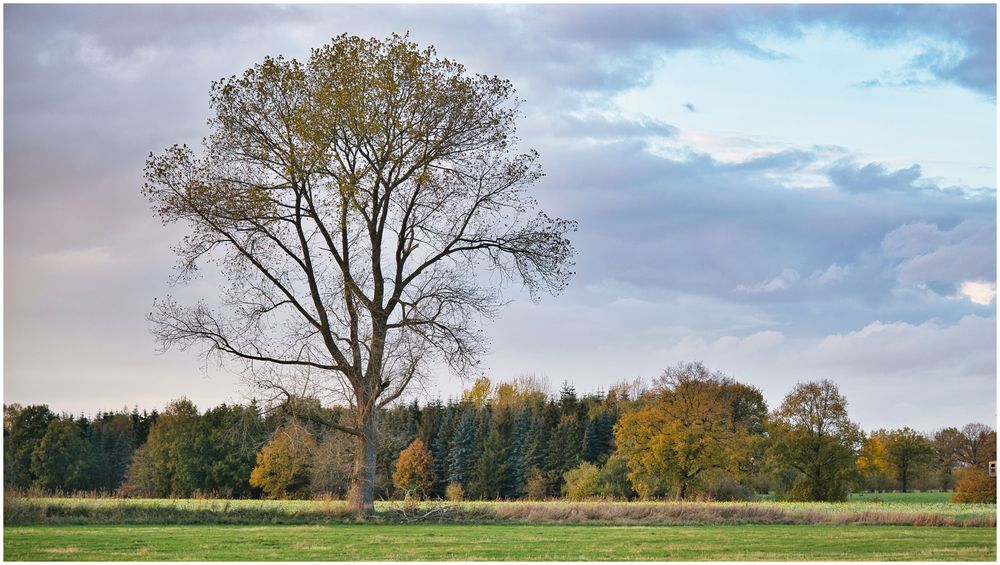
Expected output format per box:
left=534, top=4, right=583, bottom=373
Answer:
left=4, top=523, right=996, bottom=561
left=4, top=494, right=996, bottom=561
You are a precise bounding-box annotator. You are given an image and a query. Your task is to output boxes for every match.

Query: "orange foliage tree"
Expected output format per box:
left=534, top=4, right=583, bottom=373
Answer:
left=952, top=466, right=997, bottom=503
left=392, top=438, right=436, bottom=498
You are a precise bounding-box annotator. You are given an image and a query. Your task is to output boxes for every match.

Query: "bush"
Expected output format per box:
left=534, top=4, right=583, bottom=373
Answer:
left=698, top=469, right=754, bottom=501
left=309, top=433, right=353, bottom=499
left=785, top=477, right=850, bottom=502
left=524, top=468, right=548, bottom=500
left=445, top=482, right=464, bottom=502
left=596, top=454, right=636, bottom=500
left=952, top=467, right=996, bottom=503
left=562, top=462, right=601, bottom=501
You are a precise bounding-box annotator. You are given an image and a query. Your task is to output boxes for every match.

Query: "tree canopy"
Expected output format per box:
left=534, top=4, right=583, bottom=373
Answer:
left=768, top=380, right=863, bottom=501
left=143, top=33, right=575, bottom=513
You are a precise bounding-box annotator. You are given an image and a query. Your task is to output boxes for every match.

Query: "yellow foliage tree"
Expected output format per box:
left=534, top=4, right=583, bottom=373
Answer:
left=461, top=377, right=493, bottom=409
left=391, top=438, right=436, bottom=498
left=856, top=431, right=893, bottom=492
left=614, top=362, right=744, bottom=499
left=249, top=422, right=317, bottom=499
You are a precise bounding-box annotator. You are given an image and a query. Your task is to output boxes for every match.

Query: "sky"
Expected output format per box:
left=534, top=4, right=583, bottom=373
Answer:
left=4, top=4, right=996, bottom=431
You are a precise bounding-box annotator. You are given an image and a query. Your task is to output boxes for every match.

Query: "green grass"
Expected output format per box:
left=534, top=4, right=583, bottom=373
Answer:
left=3, top=523, right=996, bottom=561
left=849, top=491, right=952, bottom=504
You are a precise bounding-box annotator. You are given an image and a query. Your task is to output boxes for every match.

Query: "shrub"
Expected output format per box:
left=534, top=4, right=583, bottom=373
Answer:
left=562, top=462, right=601, bottom=501
left=596, top=454, right=636, bottom=500
left=785, top=477, right=850, bottom=502
left=699, top=469, right=754, bottom=501
left=952, top=466, right=996, bottom=503
left=309, top=432, right=353, bottom=499
left=524, top=468, right=548, bottom=500
left=445, top=482, right=464, bottom=502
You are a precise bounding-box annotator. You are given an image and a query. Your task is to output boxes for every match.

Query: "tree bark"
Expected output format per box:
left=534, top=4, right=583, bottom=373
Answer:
left=348, top=407, right=378, bottom=515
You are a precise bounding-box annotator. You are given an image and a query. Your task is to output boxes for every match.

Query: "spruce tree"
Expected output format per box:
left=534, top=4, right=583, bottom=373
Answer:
left=504, top=409, right=530, bottom=498
left=431, top=405, right=454, bottom=497
left=447, top=407, right=477, bottom=487
left=469, top=410, right=510, bottom=499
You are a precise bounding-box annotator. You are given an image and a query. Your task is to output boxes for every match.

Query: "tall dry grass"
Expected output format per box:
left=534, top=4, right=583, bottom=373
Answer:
left=4, top=493, right=995, bottom=527
left=483, top=501, right=995, bottom=527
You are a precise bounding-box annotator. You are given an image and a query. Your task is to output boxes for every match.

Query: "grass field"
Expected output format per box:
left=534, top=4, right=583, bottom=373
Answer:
left=4, top=494, right=995, bottom=561
left=848, top=491, right=952, bottom=503
left=4, top=523, right=996, bottom=561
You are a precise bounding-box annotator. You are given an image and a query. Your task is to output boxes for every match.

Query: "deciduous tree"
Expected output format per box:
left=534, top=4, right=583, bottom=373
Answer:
left=4, top=404, right=56, bottom=488
left=122, top=398, right=199, bottom=497
left=143, top=33, right=575, bottom=514
left=30, top=419, right=96, bottom=491
left=856, top=431, right=893, bottom=492
left=392, top=437, right=436, bottom=498
left=957, top=423, right=997, bottom=470
left=614, top=362, right=745, bottom=499
left=884, top=427, right=934, bottom=493
left=768, top=380, right=862, bottom=501
left=951, top=466, right=996, bottom=503
left=249, top=421, right=317, bottom=499
left=932, top=427, right=965, bottom=490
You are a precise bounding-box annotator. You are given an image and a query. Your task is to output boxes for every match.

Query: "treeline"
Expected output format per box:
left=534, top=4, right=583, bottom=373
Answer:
left=4, top=363, right=996, bottom=502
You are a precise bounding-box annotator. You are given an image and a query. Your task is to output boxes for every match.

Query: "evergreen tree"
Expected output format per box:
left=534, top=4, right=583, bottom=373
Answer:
left=431, top=405, right=454, bottom=497
left=582, top=410, right=615, bottom=464
left=503, top=409, right=531, bottom=498
left=417, top=399, right=443, bottom=447
left=470, top=409, right=510, bottom=499
left=447, top=407, right=477, bottom=487
left=524, top=403, right=552, bottom=474
left=89, top=411, right=138, bottom=492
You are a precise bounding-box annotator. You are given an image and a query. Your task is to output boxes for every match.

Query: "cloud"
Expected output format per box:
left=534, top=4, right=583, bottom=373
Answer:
left=735, top=268, right=800, bottom=293
left=881, top=220, right=996, bottom=298
left=682, top=102, right=696, bottom=112
left=808, top=263, right=850, bottom=285
left=533, top=113, right=678, bottom=142
left=826, top=159, right=994, bottom=199
left=34, top=246, right=118, bottom=272
left=794, top=4, right=996, bottom=99
left=959, top=281, right=996, bottom=305
left=69, top=33, right=160, bottom=83
left=796, top=315, right=995, bottom=378
left=828, top=160, right=924, bottom=193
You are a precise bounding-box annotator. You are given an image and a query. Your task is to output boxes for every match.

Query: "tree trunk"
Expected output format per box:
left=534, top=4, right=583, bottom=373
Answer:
left=348, top=407, right=378, bottom=515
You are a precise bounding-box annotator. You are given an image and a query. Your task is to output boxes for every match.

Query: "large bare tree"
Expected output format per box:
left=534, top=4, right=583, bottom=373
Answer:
left=143, top=34, right=575, bottom=513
